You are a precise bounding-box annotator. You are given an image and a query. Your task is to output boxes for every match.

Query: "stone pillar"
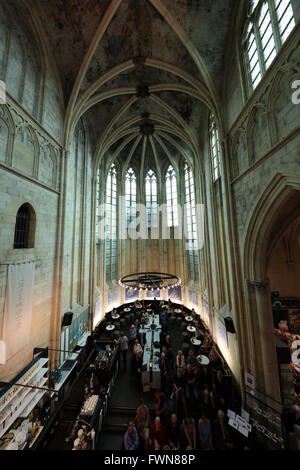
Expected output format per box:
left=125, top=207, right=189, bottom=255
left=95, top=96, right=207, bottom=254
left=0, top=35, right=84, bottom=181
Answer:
left=247, top=279, right=281, bottom=403
left=50, top=148, right=69, bottom=370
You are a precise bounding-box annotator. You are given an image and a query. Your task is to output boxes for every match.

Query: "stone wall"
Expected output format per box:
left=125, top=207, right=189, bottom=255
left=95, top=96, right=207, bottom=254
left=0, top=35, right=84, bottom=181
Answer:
left=221, top=19, right=300, bottom=399
left=0, top=1, right=64, bottom=143
left=0, top=2, right=93, bottom=380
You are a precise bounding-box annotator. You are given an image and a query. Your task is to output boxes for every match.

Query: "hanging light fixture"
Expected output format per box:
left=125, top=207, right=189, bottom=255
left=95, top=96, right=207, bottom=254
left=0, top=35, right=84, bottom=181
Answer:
left=119, top=272, right=181, bottom=291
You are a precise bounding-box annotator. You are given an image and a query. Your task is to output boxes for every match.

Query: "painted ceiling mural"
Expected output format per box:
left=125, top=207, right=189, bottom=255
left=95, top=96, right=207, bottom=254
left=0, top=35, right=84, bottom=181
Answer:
left=25, top=0, right=235, bottom=170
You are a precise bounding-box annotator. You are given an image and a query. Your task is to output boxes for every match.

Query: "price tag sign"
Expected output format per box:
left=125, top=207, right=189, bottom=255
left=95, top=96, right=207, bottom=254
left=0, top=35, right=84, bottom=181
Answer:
left=245, top=371, right=255, bottom=390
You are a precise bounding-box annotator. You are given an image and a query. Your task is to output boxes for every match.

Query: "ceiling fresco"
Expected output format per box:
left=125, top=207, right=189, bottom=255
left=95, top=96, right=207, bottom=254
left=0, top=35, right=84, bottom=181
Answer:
left=26, top=0, right=235, bottom=168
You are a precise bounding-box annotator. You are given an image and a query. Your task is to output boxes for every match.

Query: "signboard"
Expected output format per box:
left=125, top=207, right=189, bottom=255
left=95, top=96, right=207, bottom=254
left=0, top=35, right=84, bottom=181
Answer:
left=245, top=371, right=256, bottom=390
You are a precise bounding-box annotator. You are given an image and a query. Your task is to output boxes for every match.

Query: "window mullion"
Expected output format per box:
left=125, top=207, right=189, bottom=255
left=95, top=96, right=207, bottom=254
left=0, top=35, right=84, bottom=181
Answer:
left=254, top=16, right=266, bottom=75
left=269, top=0, right=282, bottom=51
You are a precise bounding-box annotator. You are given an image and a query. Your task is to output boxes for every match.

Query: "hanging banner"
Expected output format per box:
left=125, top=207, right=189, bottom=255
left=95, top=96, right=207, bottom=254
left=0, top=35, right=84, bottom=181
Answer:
left=125, top=288, right=139, bottom=302
left=2, top=261, right=35, bottom=361
left=168, top=286, right=182, bottom=301
left=147, top=289, right=160, bottom=299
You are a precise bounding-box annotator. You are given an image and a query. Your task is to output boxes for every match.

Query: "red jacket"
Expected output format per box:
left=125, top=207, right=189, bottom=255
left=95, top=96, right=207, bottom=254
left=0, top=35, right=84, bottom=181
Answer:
left=150, top=424, right=166, bottom=450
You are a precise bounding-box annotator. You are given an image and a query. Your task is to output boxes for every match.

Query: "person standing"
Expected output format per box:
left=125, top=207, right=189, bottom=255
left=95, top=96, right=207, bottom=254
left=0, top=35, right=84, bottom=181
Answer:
left=184, top=364, right=198, bottom=401
left=214, top=410, right=233, bottom=450
left=135, top=398, right=150, bottom=450
left=118, top=331, right=129, bottom=366
left=129, top=323, right=137, bottom=342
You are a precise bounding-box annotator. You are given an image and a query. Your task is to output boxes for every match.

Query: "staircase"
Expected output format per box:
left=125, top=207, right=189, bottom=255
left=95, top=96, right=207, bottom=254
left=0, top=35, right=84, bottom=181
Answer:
left=98, top=407, right=136, bottom=450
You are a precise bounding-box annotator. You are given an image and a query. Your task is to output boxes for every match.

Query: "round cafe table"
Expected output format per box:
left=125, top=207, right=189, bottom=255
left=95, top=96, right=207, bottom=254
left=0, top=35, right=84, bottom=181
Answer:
left=190, top=337, right=201, bottom=346
left=175, top=309, right=182, bottom=314
left=197, top=354, right=209, bottom=366
left=106, top=324, right=115, bottom=332
left=187, top=325, right=196, bottom=333
left=124, top=307, right=131, bottom=313
left=135, top=305, right=142, bottom=309
left=147, top=309, right=152, bottom=312
left=111, top=313, right=120, bottom=320
left=185, top=316, right=193, bottom=322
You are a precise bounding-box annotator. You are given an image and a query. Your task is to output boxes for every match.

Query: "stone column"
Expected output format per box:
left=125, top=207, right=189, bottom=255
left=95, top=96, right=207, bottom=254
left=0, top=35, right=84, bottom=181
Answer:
left=247, top=278, right=281, bottom=403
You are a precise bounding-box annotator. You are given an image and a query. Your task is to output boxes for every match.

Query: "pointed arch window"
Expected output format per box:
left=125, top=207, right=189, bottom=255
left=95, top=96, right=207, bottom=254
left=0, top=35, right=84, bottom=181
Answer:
left=209, top=115, right=222, bottom=182
left=105, top=164, right=117, bottom=282
left=14, top=203, right=36, bottom=249
left=125, top=168, right=136, bottom=227
left=184, top=163, right=199, bottom=282
left=243, top=0, right=295, bottom=92
left=166, top=165, right=179, bottom=227
left=145, top=169, right=158, bottom=228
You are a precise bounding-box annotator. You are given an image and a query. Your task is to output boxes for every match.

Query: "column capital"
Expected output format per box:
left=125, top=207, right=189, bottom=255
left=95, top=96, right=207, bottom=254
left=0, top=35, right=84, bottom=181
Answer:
left=247, top=278, right=269, bottom=294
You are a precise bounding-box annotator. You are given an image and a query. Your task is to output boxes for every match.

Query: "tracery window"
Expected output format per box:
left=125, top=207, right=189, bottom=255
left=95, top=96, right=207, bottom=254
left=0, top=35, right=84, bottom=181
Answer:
left=243, top=0, right=295, bottom=91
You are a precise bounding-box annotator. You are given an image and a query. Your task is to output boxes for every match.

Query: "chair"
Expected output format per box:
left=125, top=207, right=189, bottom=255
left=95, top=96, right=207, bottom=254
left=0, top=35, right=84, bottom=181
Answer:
left=181, top=331, right=189, bottom=342
left=112, top=330, right=120, bottom=341
left=182, top=342, right=190, bottom=356
left=125, top=314, right=131, bottom=324
left=120, top=318, right=126, bottom=329
left=129, top=313, right=135, bottom=323
left=169, top=316, right=176, bottom=324
left=136, top=311, right=142, bottom=320
left=181, top=322, right=187, bottom=331
left=114, top=321, right=120, bottom=330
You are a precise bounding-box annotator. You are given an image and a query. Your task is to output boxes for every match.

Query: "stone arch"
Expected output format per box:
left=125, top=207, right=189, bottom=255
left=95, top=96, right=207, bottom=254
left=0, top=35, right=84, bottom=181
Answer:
left=0, top=105, right=14, bottom=165
left=244, top=174, right=300, bottom=281
left=268, top=61, right=300, bottom=145
left=243, top=173, right=300, bottom=402
left=39, top=143, right=58, bottom=189
left=13, top=124, right=39, bottom=178
left=13, top=201, right=36, bottom=249
left=247, top=102, right=270, bottom=165
left=231, top=126, right=248, bottom=178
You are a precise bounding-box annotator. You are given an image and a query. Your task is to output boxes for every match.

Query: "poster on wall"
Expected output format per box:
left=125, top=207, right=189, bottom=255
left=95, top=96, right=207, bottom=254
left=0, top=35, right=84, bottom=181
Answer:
left=125, top=287, right=139, bottom=302
left=189, top=291, right=198, bottom=306
left=147, top=289, right=160, bottom=298
left=2, top=261, right=35, bottom=362
left=168, top=286, right=182, bottom=301
left=245, top=371, right=256, bottom=391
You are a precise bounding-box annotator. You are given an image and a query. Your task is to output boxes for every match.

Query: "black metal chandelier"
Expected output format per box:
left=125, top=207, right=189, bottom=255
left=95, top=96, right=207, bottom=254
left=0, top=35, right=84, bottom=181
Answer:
left=119, top=272, right=181, bottom=292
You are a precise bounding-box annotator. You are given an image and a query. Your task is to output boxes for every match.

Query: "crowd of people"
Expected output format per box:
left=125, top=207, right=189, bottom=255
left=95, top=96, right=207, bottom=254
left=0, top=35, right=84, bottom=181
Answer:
left=120, top=299, right=243, bottom=450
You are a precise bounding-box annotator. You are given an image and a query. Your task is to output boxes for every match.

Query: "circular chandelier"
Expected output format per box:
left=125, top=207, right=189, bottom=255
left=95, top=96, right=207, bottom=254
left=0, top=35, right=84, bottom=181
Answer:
left=119, top=272, right=181, bottom=291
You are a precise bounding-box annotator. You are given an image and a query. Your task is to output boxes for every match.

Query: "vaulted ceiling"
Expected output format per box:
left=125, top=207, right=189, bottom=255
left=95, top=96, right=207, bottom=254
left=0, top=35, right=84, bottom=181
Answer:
left=27, top=0, right=236, bottom=170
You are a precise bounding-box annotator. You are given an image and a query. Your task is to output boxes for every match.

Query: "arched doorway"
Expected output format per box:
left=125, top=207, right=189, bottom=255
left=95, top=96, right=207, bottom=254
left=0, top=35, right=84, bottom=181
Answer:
left=243, top=175, right=300, bottom=448
left=266, top=192, right=300, bottom=446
